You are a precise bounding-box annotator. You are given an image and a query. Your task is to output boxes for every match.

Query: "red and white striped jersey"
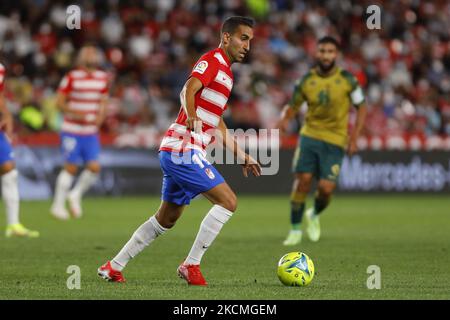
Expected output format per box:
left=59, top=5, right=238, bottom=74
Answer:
left=160, top=47, right=234, bottom=153
left=0, top=63, right=5, bottom=92
left=0, top=63, right=5, bottom=134
left=58, top=68, right=109, bottom=135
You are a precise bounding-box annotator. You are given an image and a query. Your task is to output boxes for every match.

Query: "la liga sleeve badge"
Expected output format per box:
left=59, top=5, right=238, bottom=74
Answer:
left=193, top=60, right=208, bottom=74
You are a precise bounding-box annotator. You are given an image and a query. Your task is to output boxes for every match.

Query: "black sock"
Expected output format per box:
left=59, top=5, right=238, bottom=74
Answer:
left=290, top=201, right=305, bottom=229
left=314, top=197, right=329, bottom=215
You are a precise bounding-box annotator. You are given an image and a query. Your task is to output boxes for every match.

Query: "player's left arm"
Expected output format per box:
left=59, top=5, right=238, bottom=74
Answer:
left=0, top=67, right=13, bottom=137
left=0, top=91, right=13, bottom=137
left=96, top=75, right=111, bottom=128
left=348, top=103, right=367, bottom=156
left=217, top=118, right=261, bottom=177
left=347, top=80, right=367, bottom=156
left=96, top=95, right=108, bottom=128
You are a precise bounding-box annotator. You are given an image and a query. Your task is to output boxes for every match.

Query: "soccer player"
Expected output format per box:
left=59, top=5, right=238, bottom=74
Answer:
left=98, top=16, right=261, bottom=285
left=50, top=46, right=109, bottom=220
left=278, top=36, right=367, bottom=245
left=0, top=63, right=39, bottom=237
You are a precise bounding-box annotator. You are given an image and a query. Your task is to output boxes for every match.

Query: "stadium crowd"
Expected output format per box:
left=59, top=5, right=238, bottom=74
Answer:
left=0, top=0, right=449, bottom=148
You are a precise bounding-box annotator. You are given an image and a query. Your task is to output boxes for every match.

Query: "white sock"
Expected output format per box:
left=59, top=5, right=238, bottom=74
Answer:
left=184, top=205, right=233, bottom=265
left=70, top=169, right=98, bottom=199
left=2, top=169, right=19, bottom=225
left=111, top=215, right=168, bottom=271
left=52, top=170, right=74, bottom=209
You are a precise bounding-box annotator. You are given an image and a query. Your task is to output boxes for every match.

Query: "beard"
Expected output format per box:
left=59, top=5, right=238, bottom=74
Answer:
left=85, top=62, right=98, bottom=69
left=318, top=60, right=335, bottom=73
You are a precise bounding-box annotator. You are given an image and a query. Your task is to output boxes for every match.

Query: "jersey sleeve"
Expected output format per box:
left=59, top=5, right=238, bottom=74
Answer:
left=342, top=70, right=365, bottom=107
left=288, top=76, right=307, bottom=112
left=0, top=64, right=5, bottom=92
left=58, top=74, right=72, bottom=95
left=350, top=85, right=365, bottom=106
left=190, top=56, right=219, bottom=87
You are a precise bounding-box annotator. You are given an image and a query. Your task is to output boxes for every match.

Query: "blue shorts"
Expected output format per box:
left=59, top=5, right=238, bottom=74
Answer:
left=159, top=150, right=225, bottom=205
left=0, top=132, right=14, bottom=165
left=61, top=132, right=100, bottom=165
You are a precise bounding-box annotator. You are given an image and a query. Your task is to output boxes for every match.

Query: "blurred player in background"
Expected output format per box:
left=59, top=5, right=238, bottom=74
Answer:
left=278, top=36, right=367, bottom=245
left=98, top=16, right=261, bottom=285
left=50, top=46, right=109, bottom=220
left=0, top=63, right=39, bottom=237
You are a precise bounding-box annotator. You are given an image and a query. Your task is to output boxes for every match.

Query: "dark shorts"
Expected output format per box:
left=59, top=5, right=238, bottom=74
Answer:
left=292, top=135, right=345, bottom=182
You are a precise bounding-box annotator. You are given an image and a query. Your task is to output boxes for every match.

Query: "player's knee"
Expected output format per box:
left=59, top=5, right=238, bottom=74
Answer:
left=297, top=181, right=311, bottom=193
left=162, top=220, right=176, bottom=229
left=155, top=208, right=182, bottom=229
left=318, top=186, right=334, bottom=199
left=154, top=211, right=171, bottom=228
left=64, top=164, right=78, bottom=175
left=0, top=161, right=15, bottom=175
left=229, top=196, right=238, bottom=213
left=155, top=215, right=175, bottom=229
left=87, top=163, right=101, bottom=173
left=220, top=193, right=237, bottom=213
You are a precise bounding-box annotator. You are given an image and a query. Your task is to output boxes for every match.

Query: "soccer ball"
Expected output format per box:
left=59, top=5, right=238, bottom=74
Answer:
left=277, top=252, right=315, bottom=286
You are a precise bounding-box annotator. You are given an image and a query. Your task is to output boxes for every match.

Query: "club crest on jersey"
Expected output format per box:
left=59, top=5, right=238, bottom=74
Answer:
left=193, top=61, right=208, bottom=74
left=205, top=168, right=215, bottom=180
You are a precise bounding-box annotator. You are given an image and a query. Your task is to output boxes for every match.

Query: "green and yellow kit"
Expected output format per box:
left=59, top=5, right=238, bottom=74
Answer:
left=290, top=66, right=365, bottom=181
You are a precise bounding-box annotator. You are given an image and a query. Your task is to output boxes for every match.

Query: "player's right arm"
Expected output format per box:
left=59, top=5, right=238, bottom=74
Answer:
left=181, top=77, right=203, bottom=133
left=183, top=56, right=221, bottom=133
left=56, top=91, right=70, bottom=114
left=56, top=90, right=89, bottom=120
left=56, top=75, right=89, bottom=120
left=277, top=77, right=305, bottom=133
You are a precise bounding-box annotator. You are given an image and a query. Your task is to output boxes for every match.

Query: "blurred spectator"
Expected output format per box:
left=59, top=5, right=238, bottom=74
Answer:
left=0, top=0, right=447, bottom=149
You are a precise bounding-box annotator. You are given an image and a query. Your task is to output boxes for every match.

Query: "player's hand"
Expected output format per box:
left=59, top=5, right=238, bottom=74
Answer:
left=95, top=116, right=104, bottom=128
left=347, top=137, right=358, bottom=156
left=0, top=115, right=13, bottom=137
left=186, top=116, right=202, bottom=134
left=275, top=118, right=289, bottom=135
left=241, top=155, right=262, bottom=177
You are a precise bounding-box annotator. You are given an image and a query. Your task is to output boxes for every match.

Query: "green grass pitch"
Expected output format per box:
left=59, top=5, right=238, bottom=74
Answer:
left=0, top=195, right=449, bottom=300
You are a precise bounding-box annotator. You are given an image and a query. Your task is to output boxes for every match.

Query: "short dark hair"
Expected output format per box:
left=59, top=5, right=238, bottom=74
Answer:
left=221, top=16, right=255, bottom=34
left=317, top=36, right=340, bottom=50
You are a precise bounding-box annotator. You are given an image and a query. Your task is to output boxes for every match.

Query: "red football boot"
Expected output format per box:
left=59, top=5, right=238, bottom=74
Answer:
left=177, top=263, right=208, bottom=286
left=97, top=261, right=126, bottom=283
